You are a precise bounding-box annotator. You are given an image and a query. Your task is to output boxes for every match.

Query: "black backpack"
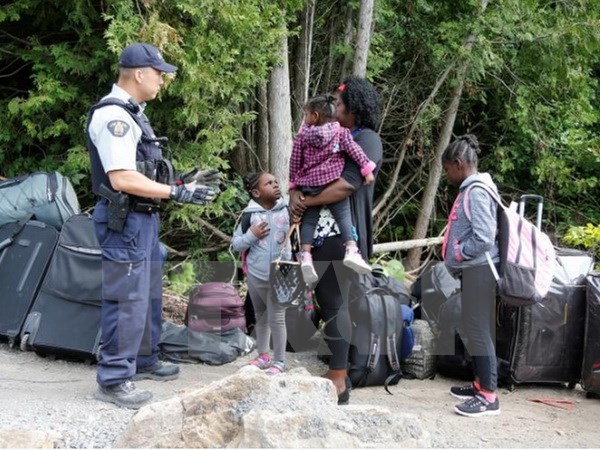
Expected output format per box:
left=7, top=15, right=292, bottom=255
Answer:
left=348, top=271, right=413, bottom=393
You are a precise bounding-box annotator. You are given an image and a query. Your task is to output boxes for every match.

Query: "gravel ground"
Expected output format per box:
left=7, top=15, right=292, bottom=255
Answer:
left=1, top=340, right=600, bottom=448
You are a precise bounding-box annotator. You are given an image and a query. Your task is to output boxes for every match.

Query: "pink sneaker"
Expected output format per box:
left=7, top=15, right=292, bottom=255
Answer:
left=299, top=251, right=319, bottom=284
left=248, top=353, right=271, bottom=369
left=343, top=246, right=372, bottom=274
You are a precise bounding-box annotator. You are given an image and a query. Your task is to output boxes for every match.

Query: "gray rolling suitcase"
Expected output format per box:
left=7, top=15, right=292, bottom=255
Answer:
left=0, top=219, right=59, bottom=346
left=20, top=214, right=103, bottom=362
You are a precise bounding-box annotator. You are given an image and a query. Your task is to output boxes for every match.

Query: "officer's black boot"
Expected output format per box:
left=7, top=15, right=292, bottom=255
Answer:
left=94, top=380, right=153, bottom=409
left=133, top=361, right=180, bottom=381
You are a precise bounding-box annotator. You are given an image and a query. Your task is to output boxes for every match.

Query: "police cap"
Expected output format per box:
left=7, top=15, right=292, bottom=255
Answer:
left=119, top=42, right=177, bottom=73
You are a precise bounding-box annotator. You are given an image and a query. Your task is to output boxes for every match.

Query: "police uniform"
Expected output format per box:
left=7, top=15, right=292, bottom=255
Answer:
left=87, top=84, right=165, bottom=388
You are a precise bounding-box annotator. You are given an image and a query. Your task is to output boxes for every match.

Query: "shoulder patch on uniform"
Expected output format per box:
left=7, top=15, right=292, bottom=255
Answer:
left=107, top=120, right=130, bottom=137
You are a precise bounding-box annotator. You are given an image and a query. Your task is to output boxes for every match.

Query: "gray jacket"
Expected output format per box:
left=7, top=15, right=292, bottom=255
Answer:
left=443, top=172, right=499, bottom=272
left=231, top=197, right=291, bottom=281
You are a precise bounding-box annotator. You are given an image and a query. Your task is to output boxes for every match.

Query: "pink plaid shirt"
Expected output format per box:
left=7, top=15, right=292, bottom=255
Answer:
left=289, top=121, right=375, bottom=189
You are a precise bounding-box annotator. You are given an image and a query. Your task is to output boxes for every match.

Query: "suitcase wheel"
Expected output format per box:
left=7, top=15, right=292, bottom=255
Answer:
left=19, top=333, right=30, bottom=352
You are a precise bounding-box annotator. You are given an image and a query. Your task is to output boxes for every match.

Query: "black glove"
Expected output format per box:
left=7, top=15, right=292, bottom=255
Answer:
left=178, top=168, right=222, bottom=186
left=169, top=182, right=217, bottom=206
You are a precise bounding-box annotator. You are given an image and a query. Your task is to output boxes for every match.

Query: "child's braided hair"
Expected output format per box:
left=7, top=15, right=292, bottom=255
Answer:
left=442, top=134, right=481, bottom=166
left=304, top=94, right=337, bottom=121
left=243, top=172, right=264, bottom=194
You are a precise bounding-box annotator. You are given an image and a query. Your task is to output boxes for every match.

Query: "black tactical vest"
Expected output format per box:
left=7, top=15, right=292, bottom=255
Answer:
left=86, top=98, right=163, bottom=195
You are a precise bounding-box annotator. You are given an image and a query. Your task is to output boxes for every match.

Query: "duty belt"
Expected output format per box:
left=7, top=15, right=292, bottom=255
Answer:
left=98, top=196, right=160, bottom=214
left=130, top=200, right=161, bottom=214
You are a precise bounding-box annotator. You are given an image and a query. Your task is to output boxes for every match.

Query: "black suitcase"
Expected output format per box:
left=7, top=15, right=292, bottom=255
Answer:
left=284, top=298, right=320, bottom=352
left=581, top=272, right=600, bottom=397
left=20, top=214, right=103, bottom=362
left=0, top=219, right=59, bottom=346
left=434, top=292, right=474, bottom=381
left=414, top=261, right=460, bottom=324
left=496, top=248, right=593, bottom=388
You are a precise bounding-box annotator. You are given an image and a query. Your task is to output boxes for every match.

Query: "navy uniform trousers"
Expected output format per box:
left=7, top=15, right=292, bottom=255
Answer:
left=93, top=200, right=163, bottom=387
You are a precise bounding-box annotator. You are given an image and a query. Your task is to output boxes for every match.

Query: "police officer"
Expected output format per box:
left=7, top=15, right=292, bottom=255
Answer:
left=87, top=42, right=219, bottom=409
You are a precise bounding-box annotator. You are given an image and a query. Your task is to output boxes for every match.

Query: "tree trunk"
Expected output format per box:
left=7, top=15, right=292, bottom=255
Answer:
left=292, top=0, right=315, bottom=130
left=340, top=5, right=354, bottom=84
left=405, top=0, right=489, bottom=271
left=256, top=81, right=269, bottom=171
left=352, top=0, right=374, bottom=77
left=230, top=103, right=249, bottom=175
left=268, top=33, right=293, bottom=190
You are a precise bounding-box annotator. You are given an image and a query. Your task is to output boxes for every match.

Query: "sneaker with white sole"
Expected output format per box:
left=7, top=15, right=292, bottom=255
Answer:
left=454, top=395, right=500, bottom=417
left=343, top=246, right=371, bottom=274
left=450, top=384, right=477, bottom=400
left=264, top=360, right=285, bottom=375
left=299, top=251, right=319, bottom=284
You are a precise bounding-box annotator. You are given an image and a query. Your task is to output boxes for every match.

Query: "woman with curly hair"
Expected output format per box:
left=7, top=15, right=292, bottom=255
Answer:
left=289, top=76, right=383, bottom=405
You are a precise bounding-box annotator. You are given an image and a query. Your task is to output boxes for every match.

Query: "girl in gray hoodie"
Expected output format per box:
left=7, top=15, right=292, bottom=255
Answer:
left=441, top=135, right=501, bottom=417
left=232, top=172, right=291, bottom=375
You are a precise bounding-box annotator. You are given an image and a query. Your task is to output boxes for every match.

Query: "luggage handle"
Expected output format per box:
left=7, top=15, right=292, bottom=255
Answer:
left=518, top=194, right=544, bottom=229
left=0, top=214, right=34, bottom=252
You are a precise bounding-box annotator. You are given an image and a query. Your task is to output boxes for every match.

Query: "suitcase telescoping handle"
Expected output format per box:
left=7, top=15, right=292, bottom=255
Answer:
left=0, top=214, right=33, bottom=252
left=518, top=194, right=544, bottom=229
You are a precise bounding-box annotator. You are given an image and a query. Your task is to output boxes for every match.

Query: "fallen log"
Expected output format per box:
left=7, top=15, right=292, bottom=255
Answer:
left=373, top=236, right=443, bottom=253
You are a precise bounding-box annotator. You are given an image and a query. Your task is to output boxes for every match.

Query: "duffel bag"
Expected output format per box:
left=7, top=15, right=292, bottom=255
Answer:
left=0, top=171, right=79, bottom=229
left=185, top=282, right=246, bottom=333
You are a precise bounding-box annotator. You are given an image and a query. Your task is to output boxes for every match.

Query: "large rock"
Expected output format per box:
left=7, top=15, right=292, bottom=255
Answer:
left=0, top=429, right=60, bottom=448
left=115, top=366, right=430, bottom=448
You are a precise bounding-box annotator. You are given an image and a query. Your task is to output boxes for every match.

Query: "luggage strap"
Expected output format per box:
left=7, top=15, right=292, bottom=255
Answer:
left=353, top=289, right=383, bottom=388
left=355, top=287, right=404, bottom=393
left=527, top=398, right=574, bottom=411
left=0, top=213, right=34, bottom=252
left=383, top=294, right=402, bottom=394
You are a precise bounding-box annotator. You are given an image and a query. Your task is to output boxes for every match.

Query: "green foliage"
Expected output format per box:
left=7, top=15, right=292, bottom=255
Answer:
left=360, top=0, right=600, bottom=247
left=164, top=261, right=197, bottom=297
left=374, top=257, right=406, bottom=283
left=563, top=223, right=600, bottom=268
left=474, top=0, right=600, bottom=205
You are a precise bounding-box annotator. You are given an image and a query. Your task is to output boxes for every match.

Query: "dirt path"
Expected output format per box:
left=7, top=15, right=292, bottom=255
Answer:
left=1, top=341, right=599, bottom=448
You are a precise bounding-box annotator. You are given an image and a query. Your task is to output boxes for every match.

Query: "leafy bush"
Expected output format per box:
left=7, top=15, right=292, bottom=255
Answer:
left=563, top=223, right=600, bottom=269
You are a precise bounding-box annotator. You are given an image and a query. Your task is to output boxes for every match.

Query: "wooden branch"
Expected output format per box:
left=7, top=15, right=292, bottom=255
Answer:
left=372, top=236, right=443, bottom=253
left=373, top=62, right=455, bottom=216
left=198, top=218, right=232, bottom=242
left=161, top=243, right=187, bottom=258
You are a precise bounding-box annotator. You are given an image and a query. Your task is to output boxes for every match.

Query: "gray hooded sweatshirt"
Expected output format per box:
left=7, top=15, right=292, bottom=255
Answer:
left=443, top=172, right=500, bottom=273
left=231, top=197, right=291, bottom=281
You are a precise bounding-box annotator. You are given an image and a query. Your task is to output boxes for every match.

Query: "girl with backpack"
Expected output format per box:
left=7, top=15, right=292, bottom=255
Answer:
left=441, top=134, right=501, bottom=417
left=231, top=172, right=290, bottom=375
